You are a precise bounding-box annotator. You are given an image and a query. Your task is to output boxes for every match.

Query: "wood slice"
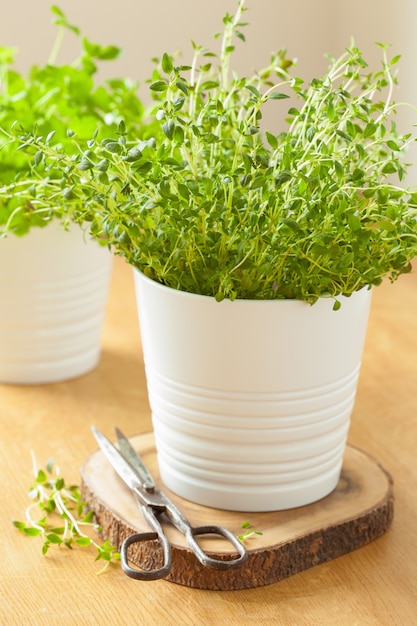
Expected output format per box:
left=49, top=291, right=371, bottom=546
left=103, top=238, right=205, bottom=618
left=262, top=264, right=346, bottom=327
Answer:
left=80, top=433, right=393, bottom=590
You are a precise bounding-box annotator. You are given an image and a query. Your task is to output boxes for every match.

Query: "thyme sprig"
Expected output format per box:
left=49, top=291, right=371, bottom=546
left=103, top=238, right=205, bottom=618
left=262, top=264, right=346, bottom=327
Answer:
left=238, top=521, right=263, bottom=541
left=12, top=453, right=120, bottom=574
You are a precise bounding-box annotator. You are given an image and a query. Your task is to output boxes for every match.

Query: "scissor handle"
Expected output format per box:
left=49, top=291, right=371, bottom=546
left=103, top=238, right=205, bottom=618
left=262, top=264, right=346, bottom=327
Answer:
left=185, top=524, right=248, bottom=571
left=120, top=530, right=172, bottom=581
left=120, top=524, right=248, bottom=580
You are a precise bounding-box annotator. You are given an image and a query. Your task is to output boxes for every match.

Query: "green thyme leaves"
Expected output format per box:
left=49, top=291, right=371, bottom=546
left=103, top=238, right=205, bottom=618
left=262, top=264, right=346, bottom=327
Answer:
left=237, top=521, right=263, bottom=542
left=2, top=0, right=417, bottom=302
left=12, top=453, right=120, bottom=574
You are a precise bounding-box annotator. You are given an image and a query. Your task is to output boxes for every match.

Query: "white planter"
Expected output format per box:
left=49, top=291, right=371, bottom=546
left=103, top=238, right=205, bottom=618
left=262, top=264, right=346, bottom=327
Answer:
left=134, top=270, right=372, bottom=512
left=0, top=223, right=112, bottom=384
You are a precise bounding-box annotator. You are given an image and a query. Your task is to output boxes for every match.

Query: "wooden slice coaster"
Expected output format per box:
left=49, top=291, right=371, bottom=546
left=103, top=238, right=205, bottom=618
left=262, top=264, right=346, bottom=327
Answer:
left=80, top=433, right=393, bottom=590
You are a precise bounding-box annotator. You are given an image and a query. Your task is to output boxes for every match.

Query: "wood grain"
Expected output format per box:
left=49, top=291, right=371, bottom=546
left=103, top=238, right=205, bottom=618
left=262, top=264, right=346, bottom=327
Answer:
left=81, top=433, right=393, bottom=590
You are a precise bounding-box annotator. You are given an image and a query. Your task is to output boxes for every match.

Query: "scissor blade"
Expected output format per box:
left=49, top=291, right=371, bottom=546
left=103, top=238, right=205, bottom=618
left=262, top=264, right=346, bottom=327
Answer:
left=115, top=427, right=155, bottom=490
left=91, top=426, right=149, bottom=492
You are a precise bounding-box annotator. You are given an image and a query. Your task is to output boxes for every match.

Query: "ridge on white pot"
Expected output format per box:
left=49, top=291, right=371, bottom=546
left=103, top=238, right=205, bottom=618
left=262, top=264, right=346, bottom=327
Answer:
left=0, top=222, right=112, bottom=384
left=134, top=270, right=372, bottom=512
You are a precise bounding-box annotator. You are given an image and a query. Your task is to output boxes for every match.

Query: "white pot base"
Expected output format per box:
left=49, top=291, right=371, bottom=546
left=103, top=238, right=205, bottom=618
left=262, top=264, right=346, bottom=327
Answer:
left=158, top=456, right=342, bottom=512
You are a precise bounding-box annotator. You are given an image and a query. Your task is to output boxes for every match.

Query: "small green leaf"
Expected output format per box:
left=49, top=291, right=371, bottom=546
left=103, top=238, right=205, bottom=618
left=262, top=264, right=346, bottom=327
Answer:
left=33, top=151, right=43, bottom=167
left=50, top=5, right=65, bottom=18
left=306, top=126, right=316, bottom=142
left=268, top=92, right=290, bottom=100
left=133, top=161, right=152, bottom=174
left=382, top=162, right=397, bottom=174
left=265, top=131, right=278, bottom=150
left=346, top=120, right=356, bottom=139
left=200, top=80, right=219, bottom=90
left=245, top=85, right=261, bottom=98
left=36, top=470, right=47, bottom=484
left=150, top=80, right=168, bottom=92
left=203, top=132, right=220, bottom=144
left=348, top=214, right=361, bottom=231
left=175, top=79, right=189, bottom=96
left=81, top=510, right=95, bottom=523
left=387, top=140, right=400, bottom=151
left=163, top=120, right=175, bottom=140
left=104, top=142, right=122, bottom=154
left=82, top=38, right=120, bottom=60
left=98, top=172, right=109, bottom=184
left=159, top=179, right=175, bottom=199
left=334, top=161, right=344, bottom=179
left=96, top=159, right=109, bottom=172
left=173, top=126, right=184, bottom=144
left=336, top=129, right=352, bottom=143
left=327, top=101, right=335, bottom=121
left=24, top=527, right=42, bottom=537
left=281, top=217, right=301, bottom=231
left=12, top=520, right=26, bottom=530
left=76, top=537, right=92, bottom=547
left=364, top=122, right=377, bottom=139
left=124, top=147, right=142, bottom=162
left=178, top=183, right=190, bottom=200
left=375, top=220, right=395, bottom=232
left=78, top=157, right=93, bottom=171
left=45, top=131, right=56, bottom=144
left=161, top=53, right=174, bottom=74
left=275, top=171, right=292, bottom=186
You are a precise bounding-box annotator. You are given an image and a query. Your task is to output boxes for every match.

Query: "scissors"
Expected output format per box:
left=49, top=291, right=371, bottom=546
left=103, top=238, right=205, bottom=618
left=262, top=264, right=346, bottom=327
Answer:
left=91, top=426, right=248, bottom=580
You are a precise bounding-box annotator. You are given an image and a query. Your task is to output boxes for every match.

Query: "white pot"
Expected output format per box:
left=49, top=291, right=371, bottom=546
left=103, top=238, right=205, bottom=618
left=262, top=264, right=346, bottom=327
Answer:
left=134, top=270, right=372, bottom=512
left=0, top=223, right=112, bottom=384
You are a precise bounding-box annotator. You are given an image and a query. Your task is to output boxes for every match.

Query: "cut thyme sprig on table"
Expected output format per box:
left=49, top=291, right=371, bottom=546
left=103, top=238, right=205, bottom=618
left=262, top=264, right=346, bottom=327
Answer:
left=12, top=452, right=120, bottom=574
left=238, top=521, right=263, bottom=541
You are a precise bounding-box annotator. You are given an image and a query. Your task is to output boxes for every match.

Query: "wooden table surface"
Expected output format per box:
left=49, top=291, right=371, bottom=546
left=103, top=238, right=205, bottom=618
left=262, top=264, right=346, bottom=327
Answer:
left=1, top=256, right=416, bottom=625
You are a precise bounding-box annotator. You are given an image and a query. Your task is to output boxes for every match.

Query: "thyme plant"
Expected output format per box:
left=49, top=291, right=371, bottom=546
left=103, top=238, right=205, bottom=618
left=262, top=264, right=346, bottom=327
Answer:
left=3, top=0, right=417, bottom=302
left=0, top=6, right=145, bottom=235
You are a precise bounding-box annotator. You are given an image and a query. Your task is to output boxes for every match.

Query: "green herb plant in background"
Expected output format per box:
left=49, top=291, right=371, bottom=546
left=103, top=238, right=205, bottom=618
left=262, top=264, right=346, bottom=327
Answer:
left=3, top=0, right=417, bottom=305
left=0, top=5, right=145, bottom=235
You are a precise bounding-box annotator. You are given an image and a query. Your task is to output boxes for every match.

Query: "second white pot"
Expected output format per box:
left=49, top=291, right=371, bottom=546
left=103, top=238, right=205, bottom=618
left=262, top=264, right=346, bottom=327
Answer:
left=0, top=222, right=112, bottom=384
left=134, top=270, right=372, bottom=512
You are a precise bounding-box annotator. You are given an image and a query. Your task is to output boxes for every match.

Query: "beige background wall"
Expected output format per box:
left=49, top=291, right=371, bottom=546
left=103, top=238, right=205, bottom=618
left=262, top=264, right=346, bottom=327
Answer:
left=1, top=0, right=416, bottom=174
